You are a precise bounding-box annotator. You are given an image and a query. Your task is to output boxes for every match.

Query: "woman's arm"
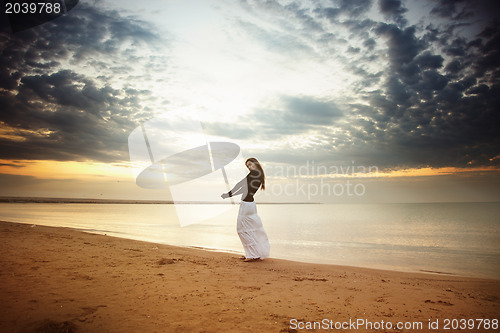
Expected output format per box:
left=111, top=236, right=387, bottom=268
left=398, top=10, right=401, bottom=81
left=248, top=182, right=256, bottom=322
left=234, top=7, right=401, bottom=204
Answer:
left=221, top=176, right=248, bottom=199
left=228, top=177, right=247, bottom=197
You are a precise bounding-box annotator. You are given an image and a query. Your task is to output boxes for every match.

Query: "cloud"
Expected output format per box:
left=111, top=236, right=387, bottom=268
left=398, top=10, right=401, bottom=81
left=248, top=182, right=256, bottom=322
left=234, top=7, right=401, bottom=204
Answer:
left=204, top=95, right=343, bottom=140
left=1, top=0, right=498, bottom=173
left=336, top=0, right=373, bottom=17
left=430, top=0, right=471, bottom=20
left=377, top=0, right=407, bottom=27
left=236, top=20, right=315, bottom=57
left=374, top=24, right=423, bottom=73
left=281, top=96, right=343, bottom=125
left=0, top=3, right=166, bottom=163
left=414, top=52, right=444, bottom=69
left=317, top=0, right=374, bottom=20
left=0, top=162, right=25, bottom=168
left=224, top=0, right=500, bottom=170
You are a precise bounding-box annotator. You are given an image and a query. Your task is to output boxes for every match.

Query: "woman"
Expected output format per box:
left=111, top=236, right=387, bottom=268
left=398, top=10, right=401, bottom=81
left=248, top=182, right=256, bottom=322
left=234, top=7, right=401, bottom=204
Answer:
left=221, top=158, right=270, bottom=262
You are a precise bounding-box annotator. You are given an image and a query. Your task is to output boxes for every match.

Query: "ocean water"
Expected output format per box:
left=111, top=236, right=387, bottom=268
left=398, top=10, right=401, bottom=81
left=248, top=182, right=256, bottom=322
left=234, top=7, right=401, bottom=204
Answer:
left=0, top=202, right=499, bottom=279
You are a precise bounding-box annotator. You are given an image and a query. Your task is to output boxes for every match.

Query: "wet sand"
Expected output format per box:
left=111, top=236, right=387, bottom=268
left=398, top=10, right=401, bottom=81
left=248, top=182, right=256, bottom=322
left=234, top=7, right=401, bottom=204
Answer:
left=0, top=220, right=498, bottom=332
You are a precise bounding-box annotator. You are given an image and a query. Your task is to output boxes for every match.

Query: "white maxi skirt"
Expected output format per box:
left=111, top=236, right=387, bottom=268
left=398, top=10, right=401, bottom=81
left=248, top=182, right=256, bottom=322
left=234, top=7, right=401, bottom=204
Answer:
left=237, top=201, right=270, bottom=259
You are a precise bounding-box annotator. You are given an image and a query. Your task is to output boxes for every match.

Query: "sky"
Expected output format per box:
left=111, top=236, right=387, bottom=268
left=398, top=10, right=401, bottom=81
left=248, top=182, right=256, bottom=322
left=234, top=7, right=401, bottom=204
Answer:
left=0, top=0, right=499, bottom=203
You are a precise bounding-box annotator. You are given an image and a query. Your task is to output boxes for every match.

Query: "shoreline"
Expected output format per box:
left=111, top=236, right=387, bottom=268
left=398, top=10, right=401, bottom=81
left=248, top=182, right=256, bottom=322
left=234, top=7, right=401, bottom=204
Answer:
left=1, top=220, right=499, bottom=332
left=0, top=196, right=320, bottom=204
left=4, top=218, right=500, bottom=281
left=2, top=196, right=498, bottom=204
left=179, top=245, right=491, bottom=280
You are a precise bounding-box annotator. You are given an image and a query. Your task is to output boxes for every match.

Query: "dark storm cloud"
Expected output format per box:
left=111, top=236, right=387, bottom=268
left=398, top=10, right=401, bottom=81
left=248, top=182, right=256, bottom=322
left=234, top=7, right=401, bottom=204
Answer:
left=360, top=15, right=500, bottom=168
left=429, top=0, right=500, bottom=22
left=0, top=3, right=163, bottom=162
left=377, top=0, right=407, bottom=27
left=473, top=25, right=500, bottom=77
left=414, top=52, right=444, bottom=70
left=430, top=0, right=472, bottom=20
left=374, top=24, right=423, bottom=75
left=233, top=0, right=499, bottom=169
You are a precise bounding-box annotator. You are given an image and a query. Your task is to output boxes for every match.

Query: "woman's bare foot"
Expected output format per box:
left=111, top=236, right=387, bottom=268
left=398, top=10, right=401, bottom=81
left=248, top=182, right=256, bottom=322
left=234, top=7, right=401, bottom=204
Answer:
left=243, top=257, right=260, bottom=262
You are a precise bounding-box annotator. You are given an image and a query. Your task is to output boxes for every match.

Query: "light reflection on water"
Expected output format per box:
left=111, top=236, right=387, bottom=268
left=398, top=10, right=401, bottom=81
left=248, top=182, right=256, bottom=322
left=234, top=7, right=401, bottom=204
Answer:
left=0, top=202, right=498, bottom=279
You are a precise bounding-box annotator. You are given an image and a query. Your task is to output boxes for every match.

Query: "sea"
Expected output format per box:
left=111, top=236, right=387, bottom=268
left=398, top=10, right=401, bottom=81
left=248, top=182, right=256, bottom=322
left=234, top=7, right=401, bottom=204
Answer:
left=0, top=202, right=499, bottom=279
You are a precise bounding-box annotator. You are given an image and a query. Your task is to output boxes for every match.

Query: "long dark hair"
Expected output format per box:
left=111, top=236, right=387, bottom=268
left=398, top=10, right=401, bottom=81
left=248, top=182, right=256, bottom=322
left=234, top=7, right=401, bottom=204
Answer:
left=246, top=157, right=265, bottom=190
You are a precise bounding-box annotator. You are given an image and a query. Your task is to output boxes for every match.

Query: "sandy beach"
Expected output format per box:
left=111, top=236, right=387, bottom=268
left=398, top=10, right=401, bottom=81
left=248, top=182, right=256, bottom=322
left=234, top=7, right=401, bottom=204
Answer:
left=0, top=220, right=498, bottom=333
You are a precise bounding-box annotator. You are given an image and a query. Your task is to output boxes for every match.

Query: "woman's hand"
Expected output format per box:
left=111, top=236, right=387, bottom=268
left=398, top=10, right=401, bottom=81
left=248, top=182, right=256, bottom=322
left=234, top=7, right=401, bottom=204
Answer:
left=221, top=193, right=229, bottom=199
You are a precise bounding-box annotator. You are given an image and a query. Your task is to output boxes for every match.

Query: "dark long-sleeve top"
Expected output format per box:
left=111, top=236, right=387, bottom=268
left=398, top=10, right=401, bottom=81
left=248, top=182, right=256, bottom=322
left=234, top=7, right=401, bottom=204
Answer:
left=227, top=169, right=262, bottom=202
